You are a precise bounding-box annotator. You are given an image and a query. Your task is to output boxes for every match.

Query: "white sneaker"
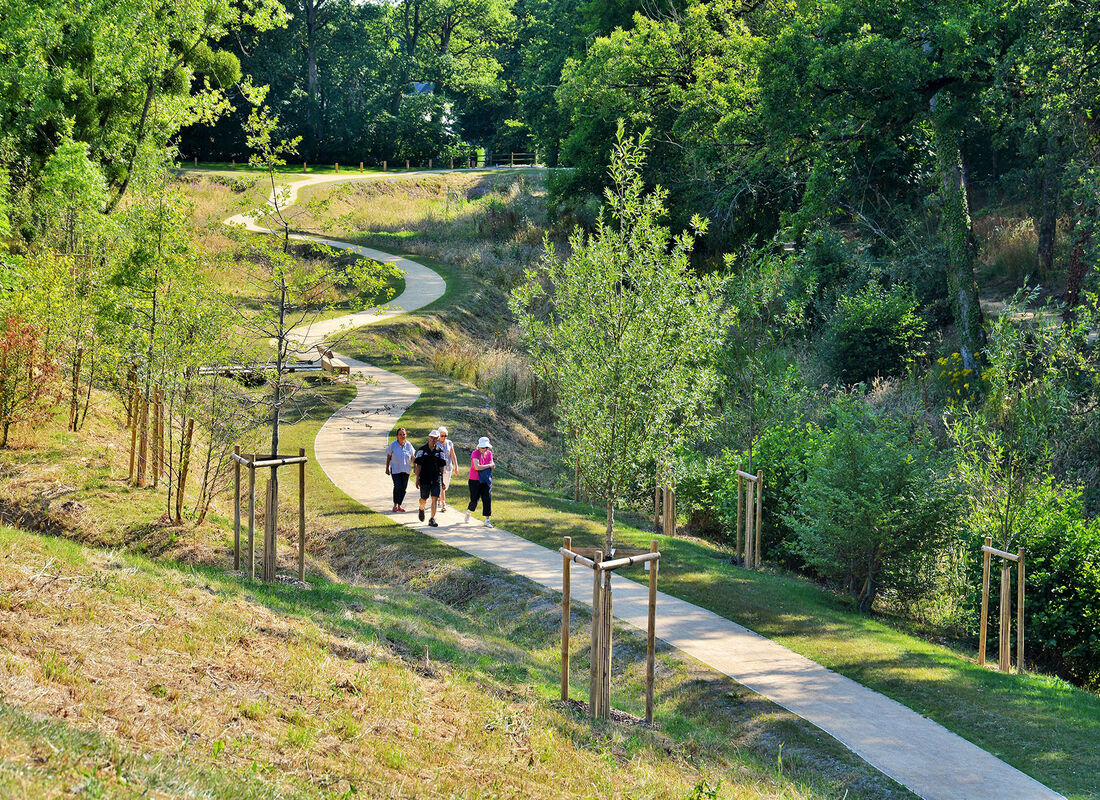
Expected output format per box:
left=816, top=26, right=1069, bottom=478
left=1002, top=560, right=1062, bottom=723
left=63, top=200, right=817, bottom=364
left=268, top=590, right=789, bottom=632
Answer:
left=484, top=518, right=493, bottom=528
left=463, top=511, right=470, bottom=523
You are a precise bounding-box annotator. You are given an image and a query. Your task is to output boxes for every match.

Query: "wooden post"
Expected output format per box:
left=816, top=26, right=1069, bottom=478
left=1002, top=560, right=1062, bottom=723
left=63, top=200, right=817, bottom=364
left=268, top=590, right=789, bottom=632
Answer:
left=136, top=394, right=149, bottom=487
left=1017, top=549, right=1025, bottom=673
left=450, top=157, right=454, bottom=170
left=264, top=471, right=278, bottom=583
left=303, top=161, right=307, bottom=171
left=755, top=470, right=763, bottom=567
left=979, top=536, right=991, bottom=665
left=574, top=457, right=581, bottom=503
left=510, top=152, right=515, bottom=167
left=231, top=159, right=235, bottom=167
left=233, top=445, right=241, bottom=571
left=383, top=160, right=387, bottom=171
left=745, top=480, right=755, bottom=570
left=405, top=159, right=410, bottom=170
left=262, top=478, right=272, bottom=582
left=175, top=417, right=194, bottom=522
left=334, top=162, right=339, bottom=172
left=428, top=158, right=433, bottom=169
left=561, top=536, right=571, bottom=701
left=645, top=540, right=658, bottom=724
left=128, top=394, right=139, bottom=483
left=298, top=447, right=306, bottom=582
left=247, top=457, right=256, bottom=579
left=194, top=156, right=198, bottom=167
left=601, top=570, right=612, bottom=720
left=589, top=551, right=603, bottom=719
left=359, top=161, right=363, bottom=172
left=736, top=473, right=744, bottom=562
left=999, top=561, right=1011, bottom=672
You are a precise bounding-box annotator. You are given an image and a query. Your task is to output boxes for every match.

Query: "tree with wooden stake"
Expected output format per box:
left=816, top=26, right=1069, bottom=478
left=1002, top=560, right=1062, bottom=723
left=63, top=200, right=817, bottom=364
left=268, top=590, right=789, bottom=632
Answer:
left=979, top=536, right=1026, bottom=673
left=736, top=469, right=763, bottom=568
left=232, top=446, right=309, bottom=583
left=512, top=123, right=722, bottom=555
left=560, top=537, right=661, bottom=723
left=226, top=99, right=398, bottom=564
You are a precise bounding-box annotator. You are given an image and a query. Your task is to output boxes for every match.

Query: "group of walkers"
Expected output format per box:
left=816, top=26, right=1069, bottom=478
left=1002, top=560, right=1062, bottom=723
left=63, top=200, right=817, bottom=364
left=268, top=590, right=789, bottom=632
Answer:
left=384, top=426, right=494, bottom=528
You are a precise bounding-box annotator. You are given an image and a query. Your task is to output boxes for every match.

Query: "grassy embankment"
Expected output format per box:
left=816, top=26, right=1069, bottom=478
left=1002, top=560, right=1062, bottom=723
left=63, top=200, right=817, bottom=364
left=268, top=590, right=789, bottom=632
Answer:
left=0, top=386, right=913, bottom=800
left=178, top=172, right=405, bottom=325
left=294, top=172, right=1100, bottom=800
left=0, top=172, right=914, bottom=799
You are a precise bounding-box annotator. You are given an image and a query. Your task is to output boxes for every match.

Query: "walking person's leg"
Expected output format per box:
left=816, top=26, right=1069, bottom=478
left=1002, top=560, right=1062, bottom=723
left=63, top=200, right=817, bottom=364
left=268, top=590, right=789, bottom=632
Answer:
left=465, top=479, right=478, bottom=523
left=394, top=472, right=409, bottom=511
left=483, top=481, right=492, bottom=526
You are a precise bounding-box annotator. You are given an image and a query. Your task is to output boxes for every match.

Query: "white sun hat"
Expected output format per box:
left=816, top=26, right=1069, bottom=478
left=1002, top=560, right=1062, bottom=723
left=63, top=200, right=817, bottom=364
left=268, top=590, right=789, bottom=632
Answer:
left=477, top=436, right=491, bottom=448
left=429, top=429, right=440, bottom=438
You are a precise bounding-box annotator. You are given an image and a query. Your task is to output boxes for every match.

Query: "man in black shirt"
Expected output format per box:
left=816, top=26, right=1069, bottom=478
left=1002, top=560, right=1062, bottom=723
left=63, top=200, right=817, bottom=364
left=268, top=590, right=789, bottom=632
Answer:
left=414, top=429, right=447, bottom=527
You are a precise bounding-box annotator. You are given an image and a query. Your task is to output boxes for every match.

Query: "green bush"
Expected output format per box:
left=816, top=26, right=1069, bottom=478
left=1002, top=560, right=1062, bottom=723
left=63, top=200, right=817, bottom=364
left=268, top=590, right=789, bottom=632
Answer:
left=786, top=399, right=957, bottom=612
left=821, top=282, right=926, bottom=383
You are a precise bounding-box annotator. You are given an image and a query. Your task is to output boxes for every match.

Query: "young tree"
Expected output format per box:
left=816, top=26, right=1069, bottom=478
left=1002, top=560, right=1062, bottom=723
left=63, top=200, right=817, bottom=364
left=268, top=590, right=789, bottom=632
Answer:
left=0, top=316, right=61, bottom=447
left=512, top=124, right=723, bottom=550
left=787, top=399, right=957, bottom=612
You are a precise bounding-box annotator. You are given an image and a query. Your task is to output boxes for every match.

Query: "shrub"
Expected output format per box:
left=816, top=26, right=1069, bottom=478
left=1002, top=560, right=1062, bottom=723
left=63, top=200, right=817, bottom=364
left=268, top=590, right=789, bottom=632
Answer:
left=820, top=282, right=926, bottom=383
left=966, top=480, right=1100, bottom=688
left=786, top=399, right=957, bottom=612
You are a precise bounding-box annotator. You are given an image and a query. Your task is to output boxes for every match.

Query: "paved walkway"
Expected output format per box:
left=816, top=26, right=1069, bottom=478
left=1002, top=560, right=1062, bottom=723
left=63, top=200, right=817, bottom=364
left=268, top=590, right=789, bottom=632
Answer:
left=230, top=173, right=1065, bottom=800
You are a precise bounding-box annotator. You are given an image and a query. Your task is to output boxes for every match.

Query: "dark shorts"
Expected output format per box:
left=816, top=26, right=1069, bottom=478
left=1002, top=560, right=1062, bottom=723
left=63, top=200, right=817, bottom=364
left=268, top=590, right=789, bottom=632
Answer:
left=419, top=476, right=442, bottom=499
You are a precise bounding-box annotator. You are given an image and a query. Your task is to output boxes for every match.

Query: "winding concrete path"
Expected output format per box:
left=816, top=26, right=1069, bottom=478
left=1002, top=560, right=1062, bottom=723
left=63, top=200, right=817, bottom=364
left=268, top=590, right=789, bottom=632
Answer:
left=228, top=171, right=1064, bottom=800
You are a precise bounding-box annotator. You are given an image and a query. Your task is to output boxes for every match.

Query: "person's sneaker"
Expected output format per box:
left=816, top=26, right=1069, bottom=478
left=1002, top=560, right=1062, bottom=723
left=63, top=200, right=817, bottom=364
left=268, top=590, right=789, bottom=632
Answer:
left=484, top=518, right=494, bottom=528
left=463, top=511, right=470, bottom=523
left=440, top=503, right=447, bottom=512
left=428, top=518, right=439, bottom=527
left=418, top=508, right=425, bottom=522
left=397, top=505, right=406, bottom=512
left=392, top=504, right=399, bottom=512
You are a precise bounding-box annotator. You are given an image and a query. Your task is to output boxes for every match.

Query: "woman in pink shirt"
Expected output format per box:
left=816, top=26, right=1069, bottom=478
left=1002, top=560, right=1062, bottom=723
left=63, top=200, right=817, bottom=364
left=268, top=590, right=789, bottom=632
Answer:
left=464, top=436, right=495, bottom=526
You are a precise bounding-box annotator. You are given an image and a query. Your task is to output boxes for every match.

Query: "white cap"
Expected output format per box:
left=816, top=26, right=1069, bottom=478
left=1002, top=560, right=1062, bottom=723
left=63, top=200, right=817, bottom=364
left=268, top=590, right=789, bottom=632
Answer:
left=429, top=429, right=440, bottom=438
left=438, top=426, right=448, bottom=435
left=477, top=436, right=491, bottom=448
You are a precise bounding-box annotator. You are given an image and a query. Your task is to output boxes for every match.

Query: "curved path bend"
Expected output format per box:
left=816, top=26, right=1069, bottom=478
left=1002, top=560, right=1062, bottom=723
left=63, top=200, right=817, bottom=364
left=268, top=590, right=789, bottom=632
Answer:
left=227, top=171, right=1064, bottom=800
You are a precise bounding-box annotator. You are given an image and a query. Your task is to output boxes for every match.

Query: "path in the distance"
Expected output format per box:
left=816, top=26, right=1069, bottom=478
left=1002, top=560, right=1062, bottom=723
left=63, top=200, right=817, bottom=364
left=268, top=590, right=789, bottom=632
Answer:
left=225, top=170, right=1063, bottom=800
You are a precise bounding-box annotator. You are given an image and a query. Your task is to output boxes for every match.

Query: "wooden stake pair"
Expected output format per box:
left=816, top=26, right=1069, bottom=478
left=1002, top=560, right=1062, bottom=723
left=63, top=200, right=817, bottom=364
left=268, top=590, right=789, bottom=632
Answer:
left=233, top=448, right=308, bottom=583
left=560, top=537, right=660, bottom=723
left=978, top=537, right=1026, bottom=673
left=736, top=470, right=763, bottom=568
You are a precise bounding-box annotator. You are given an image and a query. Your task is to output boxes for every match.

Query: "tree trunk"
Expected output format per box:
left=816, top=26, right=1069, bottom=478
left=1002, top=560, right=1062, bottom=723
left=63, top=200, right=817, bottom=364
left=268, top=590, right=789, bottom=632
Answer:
left=305, top=1, right=321, bottom=159
left=1064, top=208, right=1095, bottom=318
left=931, top=96, right=984, bottom=369
left=1035, top=136, right=1060, bottom=278
left=604, top=500, right=614, bottom=554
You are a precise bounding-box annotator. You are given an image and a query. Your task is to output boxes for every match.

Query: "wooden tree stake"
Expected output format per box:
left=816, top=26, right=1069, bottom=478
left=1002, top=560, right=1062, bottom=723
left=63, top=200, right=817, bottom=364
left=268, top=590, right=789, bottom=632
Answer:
left=755, top=470, right=763, bottom=567
left=979, top=536, right=991, bottom=665
left=589, top=550, right=602, bottom=719
left=298, top=447, right=306, bottom=582
left=136, top=394, right=149, bottom=487
left=736, top=473, right=744, bottom=562
left=1017, top=548, right=1025, bottom=673
left=233, top=445, right=241, bottom=571
left=645, top=539, right=658, bottom=724
left=561, top=536, right=571, bottom=701
left=601, top=571, right=613, bottom=720
left=999, top=561, right=1011, bottom=672
left=247, top=456, right=256, bottom=579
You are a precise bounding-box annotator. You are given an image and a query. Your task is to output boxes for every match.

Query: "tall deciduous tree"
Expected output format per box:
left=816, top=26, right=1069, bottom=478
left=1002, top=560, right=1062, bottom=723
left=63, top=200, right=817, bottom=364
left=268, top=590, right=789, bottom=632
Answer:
left=512, top=125, right=722, bottom=550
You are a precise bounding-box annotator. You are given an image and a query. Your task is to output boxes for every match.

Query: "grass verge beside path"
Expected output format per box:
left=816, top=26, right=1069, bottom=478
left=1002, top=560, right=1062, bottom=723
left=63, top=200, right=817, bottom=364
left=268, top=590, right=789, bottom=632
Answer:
left=339, top=344, right=1100, bottom=800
